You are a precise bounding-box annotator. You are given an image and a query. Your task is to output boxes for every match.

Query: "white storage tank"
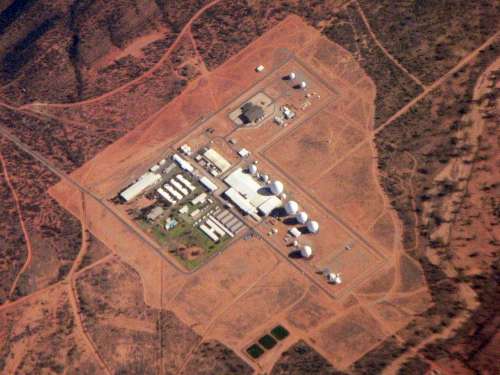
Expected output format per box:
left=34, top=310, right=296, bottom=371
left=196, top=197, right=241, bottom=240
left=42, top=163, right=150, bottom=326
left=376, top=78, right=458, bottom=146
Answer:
left=296, top=211, right=308, bottom=225
left=285, top=201, right=299, bottom=215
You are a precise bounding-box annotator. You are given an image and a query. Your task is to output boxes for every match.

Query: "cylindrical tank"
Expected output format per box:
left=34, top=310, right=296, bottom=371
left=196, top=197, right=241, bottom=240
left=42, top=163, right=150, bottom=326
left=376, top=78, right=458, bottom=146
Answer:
left=248, top=164, right=258, bottom=175
left=270, top=180, right=284, bottom=195
left=300, top=245, right=313, bottom=259
left=306, top=220, right=319, bottom=233
left=285, top=201, right=299, bottom=215
left=296, top=211, right=308, bottom=224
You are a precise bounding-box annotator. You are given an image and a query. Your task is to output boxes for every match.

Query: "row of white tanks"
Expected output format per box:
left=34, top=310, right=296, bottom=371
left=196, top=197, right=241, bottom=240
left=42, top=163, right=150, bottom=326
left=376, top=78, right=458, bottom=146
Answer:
left=285, top=200, right=319, bottom=233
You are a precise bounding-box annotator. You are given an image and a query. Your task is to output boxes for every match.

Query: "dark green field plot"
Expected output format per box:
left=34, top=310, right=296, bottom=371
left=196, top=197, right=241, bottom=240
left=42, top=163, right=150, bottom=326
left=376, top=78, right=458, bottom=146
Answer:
left=258, top=334, right=277, bottom=350
left=246, top=344, right=265, bottom=359
left=271, top=325, right=290, bottom=341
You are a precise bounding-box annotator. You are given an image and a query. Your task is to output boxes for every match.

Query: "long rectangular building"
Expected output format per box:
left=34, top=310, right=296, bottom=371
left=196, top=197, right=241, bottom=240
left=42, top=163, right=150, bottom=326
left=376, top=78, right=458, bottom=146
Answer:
left=120, top=172, right=162, bottom=202
left=200, top=176, right=218, bottom=192
left=203, top=148, right=231, bottom=173
left=223, top=168, right=282, bottom=218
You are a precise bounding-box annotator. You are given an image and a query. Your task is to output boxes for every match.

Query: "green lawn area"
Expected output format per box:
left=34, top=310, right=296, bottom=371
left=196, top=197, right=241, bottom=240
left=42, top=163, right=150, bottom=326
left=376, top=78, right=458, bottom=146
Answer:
left=140, top=210, right=230, bottom=271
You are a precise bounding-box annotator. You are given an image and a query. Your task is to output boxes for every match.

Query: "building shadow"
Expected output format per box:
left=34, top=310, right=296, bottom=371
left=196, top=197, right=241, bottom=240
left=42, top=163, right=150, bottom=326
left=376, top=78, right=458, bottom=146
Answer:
left=283, top=217, right=298, bottom=225
left=257, top=187, right=274, bottom=196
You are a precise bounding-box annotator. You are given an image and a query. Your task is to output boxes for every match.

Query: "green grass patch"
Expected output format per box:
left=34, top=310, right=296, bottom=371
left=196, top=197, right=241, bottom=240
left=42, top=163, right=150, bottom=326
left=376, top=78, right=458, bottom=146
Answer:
left=136, top=201, right=230, bottom=271
left=246, top=344, right=264, bottom=359
left=258, top=334, right=277, bottom=350
left=270, top=325, right=289, bottom=341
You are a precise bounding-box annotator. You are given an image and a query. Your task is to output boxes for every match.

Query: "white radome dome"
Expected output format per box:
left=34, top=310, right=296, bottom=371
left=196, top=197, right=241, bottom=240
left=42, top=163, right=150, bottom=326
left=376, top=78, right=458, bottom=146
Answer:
left=289, top=72, right=296, bottom=80
left=270, top=180, right=284, bottom=195
left=248, top=164, right=258, bottom=175
left=285, top=200, right=299, bottom=215
left=307, top=220, right=319, bottom=233
left=296, top=211, right=308, bottom=224
left=300, top=81, right=307, bottom=89
left=300, top=245, right=313, bottom=258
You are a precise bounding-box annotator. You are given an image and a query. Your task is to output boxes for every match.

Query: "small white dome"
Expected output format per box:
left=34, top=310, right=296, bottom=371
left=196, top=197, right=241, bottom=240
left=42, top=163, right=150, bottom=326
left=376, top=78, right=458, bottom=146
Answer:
left=289, top=72, right=296, bottom=80
left=300, top=245, right=313, bottom=258
left=285, top=201, right=299, bottom=215
left=307, top=220, right=319, bottom=233
left=300, top=81, right=307, bottom=89
left=270, top=180, right=284, bottom=195
left=261, top=174, right=269, bottom=183
left=296, top=211, right=308, bottom=224
left=248, top=164, right=258, bottom=175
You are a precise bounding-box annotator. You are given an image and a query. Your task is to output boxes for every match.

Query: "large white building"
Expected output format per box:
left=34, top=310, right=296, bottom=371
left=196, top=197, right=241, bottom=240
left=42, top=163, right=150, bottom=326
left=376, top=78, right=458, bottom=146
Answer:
left=224, top=168, right=282, bottom=219
left=203, top=148, right=231, bottom=173
left=120, top=172, right=162, bottom=202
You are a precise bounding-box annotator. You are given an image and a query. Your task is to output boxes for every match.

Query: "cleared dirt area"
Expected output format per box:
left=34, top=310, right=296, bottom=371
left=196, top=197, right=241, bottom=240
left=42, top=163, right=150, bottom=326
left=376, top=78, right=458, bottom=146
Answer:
left=286, top=285, right=339, bottom=332
left=170, top=236, right=279, bottom=331
left=183, top=340, right=254, bottom=375
left=312, top=306, right=386, bottom=369
left=209, top=262, right=308, bottom=347
left=270, top=340, right=347, bottom=375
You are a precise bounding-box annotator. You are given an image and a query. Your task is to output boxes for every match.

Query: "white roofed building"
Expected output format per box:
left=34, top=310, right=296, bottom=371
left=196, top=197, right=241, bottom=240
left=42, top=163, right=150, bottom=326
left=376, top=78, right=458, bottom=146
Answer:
left=289, top=227, right=302, bottom=238
left=224, top=168, right=283, bottom=219
left=200, top=176, right=218, bottom=192
left=258, top=196, right=282, bottom=216
left=172, top=154, right=194, bottom=173
left=120, top=172, right=162, bottom=202
left=203, top=148, right=231, bottom=173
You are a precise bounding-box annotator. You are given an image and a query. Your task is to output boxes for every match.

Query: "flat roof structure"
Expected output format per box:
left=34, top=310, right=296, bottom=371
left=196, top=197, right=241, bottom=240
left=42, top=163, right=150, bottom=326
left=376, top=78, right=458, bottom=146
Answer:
left=203, top=148, right=231, bottom=173
left=224, top=168, right=282, bottom=219
left=224, top=188, right=260, bottom=220
left=224, top=168, right=270, bottom=207
left=258, top=196, right=282, bottom=216
left=120, top=172, right=162, bottom=202
left=172, top=154, right=194, bottom=173
left=289, top=227, right=302, bottom=238
left=200, top=176, right=218, bottom=192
